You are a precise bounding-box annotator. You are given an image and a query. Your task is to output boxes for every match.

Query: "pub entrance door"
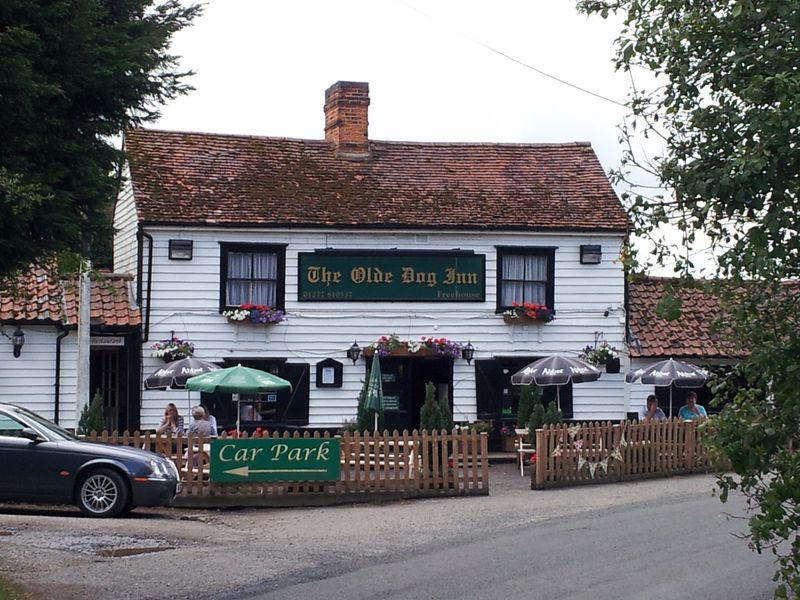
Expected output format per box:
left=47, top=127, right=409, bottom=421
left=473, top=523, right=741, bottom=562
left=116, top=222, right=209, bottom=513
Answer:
left=375, top=356, right=453, bottom=432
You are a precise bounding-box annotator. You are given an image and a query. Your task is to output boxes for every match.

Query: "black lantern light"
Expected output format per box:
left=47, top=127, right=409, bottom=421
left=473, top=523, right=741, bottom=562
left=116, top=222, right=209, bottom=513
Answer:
left=11, top=325, right=24, bottom=358
left=462, top=341, right=475, bottom=364
left=346, top=341, right=361, bottom=364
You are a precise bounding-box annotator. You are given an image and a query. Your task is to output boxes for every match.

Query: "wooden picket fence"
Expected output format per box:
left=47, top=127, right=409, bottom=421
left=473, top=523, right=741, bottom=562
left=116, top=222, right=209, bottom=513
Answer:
left=85, top=429, right=489, bottom=506
left=532, top=419, right=716, bottom=490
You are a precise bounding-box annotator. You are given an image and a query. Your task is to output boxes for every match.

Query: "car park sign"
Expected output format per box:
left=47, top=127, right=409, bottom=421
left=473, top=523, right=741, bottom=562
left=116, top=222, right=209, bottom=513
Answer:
left=209, top=438, right=341, bottom=483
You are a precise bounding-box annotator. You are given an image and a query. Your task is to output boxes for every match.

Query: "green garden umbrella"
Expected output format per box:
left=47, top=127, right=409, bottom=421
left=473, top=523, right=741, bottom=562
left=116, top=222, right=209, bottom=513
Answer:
left=364, top=354, right=384, bottom=432
left=186, top=364, right=292, bottom=435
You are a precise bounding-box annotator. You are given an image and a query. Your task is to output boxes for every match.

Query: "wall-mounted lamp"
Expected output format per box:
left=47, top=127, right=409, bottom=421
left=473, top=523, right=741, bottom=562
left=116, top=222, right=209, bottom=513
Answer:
left=2, top=325, right=25, bottom=358
left=580, top=244, right=602, bottom=265
left=346, top=341, right=361, bottom=364
left=168, top=239, right=193, bottom=260
left=462, top=341, right=475, bottom=364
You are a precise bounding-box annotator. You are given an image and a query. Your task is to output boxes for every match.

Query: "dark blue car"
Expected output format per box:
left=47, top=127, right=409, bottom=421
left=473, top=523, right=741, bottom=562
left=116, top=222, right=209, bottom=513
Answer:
left=0, top=403, right=180, bottom=517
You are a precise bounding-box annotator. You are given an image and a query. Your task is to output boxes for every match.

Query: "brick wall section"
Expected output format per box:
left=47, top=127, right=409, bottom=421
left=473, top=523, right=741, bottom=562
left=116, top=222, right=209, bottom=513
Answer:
left=324, top=81, right=370, bottom=154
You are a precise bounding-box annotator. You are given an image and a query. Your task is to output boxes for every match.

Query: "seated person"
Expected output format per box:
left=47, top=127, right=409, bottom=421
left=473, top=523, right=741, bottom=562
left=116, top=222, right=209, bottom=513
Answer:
left=239, top=403, right=262, bottom=422
left=156, top=403, right=185, bottom=436
left=642, top=394, right=667, bottom=422
left=200, top=404, right=218, bottom=437
left=187, top=406, right=216, bottom=437
left=677, top=391, right=707, bottom=421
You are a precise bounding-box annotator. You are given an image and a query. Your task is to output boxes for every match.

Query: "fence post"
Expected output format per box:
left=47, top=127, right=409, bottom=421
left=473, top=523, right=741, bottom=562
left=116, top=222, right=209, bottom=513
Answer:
left=685, top=420, right=695, bottom=473
left=534, top=428, right=544, bottom=490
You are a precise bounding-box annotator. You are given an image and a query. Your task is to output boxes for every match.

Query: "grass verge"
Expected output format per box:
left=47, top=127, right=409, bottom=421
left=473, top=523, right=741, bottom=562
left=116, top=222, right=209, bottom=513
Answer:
left=0, top=573, right=26, bottom=600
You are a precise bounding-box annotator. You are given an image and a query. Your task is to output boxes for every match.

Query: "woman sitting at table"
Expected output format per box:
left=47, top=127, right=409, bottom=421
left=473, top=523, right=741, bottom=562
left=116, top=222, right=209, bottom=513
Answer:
left=156, top=403, right=184, bottom=436
left=678, top=391, right=707, bottom=421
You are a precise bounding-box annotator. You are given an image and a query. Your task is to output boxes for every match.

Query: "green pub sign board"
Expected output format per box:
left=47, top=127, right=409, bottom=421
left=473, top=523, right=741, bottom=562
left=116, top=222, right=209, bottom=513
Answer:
left=209, top=438, right=341, bottom=483
left=298, top=251, right=485, bottom=302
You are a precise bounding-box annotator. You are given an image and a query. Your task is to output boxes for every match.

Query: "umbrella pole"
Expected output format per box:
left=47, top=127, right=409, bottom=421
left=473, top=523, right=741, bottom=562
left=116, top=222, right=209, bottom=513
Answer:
left=374, top=411, right=378, bottom=434
left=556, top=386, right=561, bottom=412
left=234, top=393, right=240, bottom=436
left=669, top=387, right=673, bottom=419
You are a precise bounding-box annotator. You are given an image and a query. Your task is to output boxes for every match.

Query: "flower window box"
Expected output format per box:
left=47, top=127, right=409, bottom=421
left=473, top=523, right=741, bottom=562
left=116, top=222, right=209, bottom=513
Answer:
left=223, top=304, right=286, bottom=325
left=365, top=334, right=464, bottom=359
left=501, top=302, right=555, bottom=324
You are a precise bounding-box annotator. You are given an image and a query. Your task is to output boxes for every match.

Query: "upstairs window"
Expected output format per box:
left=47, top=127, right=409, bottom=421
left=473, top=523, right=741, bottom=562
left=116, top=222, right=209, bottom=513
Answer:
left=496, top=247, right=555, bottom=311
left=220, top=243, right=286, bottom=310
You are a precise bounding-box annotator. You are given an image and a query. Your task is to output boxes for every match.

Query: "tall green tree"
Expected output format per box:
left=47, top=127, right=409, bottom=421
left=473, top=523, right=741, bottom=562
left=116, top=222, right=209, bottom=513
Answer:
left=578, top=1, right=799, bottom=596
left=0, top=0, right=201, bottom=276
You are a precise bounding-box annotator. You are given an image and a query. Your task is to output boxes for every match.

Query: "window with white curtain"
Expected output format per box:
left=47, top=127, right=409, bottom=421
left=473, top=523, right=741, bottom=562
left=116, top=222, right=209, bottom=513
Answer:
left=220, top=244, right=285, bottom=309
left=497, top=247, right=555, bottom=310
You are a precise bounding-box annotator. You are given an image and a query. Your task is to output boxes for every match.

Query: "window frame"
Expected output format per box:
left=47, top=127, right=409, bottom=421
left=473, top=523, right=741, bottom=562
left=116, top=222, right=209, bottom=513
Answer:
left=219, top=243, right=287, bottom=312
left=495, top=246, right=556, bottom=313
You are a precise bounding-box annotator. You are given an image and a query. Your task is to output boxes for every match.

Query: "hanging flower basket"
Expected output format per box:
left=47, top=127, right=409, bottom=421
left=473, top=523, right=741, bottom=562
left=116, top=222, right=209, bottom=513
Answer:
left=151, top=336, right=194, bottom=362
left=223, top=304, right=286, bottom=325
left=579, top=342, right=620, bottom=369
left=502, top=303, right=555, bottom=324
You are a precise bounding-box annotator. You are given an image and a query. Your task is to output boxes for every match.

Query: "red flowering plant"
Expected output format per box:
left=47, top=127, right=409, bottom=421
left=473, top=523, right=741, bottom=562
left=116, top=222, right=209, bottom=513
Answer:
left=502, top=302, right=555, bottom=323
left=499, top=424, right=516, bottom=437
left=419, top=336, right=463, bottom=358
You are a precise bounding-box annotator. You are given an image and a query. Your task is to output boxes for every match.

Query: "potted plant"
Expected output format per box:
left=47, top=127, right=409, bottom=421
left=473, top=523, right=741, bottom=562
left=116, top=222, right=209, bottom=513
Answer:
left=151, top=335, right=194, bottom=362
left=223, top=303, right=286, bottom=324
left=501, top=302, right=555, bottom=324
left=580, top=342, right=620, bottom=373
left=499, top=423, right=518, bottom=452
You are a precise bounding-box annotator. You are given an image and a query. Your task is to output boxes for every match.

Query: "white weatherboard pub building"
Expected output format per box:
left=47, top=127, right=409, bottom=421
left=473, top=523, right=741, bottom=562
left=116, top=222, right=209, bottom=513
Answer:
left=113, top=81, right=630, bottom=437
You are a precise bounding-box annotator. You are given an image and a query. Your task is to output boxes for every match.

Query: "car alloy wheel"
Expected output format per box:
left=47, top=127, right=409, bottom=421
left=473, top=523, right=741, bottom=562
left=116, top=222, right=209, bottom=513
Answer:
left=77, top=468, right=129, bottom=518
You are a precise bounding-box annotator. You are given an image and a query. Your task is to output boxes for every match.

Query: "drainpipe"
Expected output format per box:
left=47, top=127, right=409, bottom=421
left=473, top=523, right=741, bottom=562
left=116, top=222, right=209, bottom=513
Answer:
left=137, top=227, right=154, bottom=343
left=54, top=325, right=70, bottom=424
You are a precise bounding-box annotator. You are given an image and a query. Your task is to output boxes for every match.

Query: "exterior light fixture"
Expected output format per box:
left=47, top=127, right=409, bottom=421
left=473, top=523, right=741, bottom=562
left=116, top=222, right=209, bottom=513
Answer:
left=168, top=239, right=193, bottom=260
left=346, top=341, right=361, bottom=364
left=580, top=244, right=602, bottom=265
left=11, top=326, right=24, bottom=358
left=462, top=341, right=475, bottom=364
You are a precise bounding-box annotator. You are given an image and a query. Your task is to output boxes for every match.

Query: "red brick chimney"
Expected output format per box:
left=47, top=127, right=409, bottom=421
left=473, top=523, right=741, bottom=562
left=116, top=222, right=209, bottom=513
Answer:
left=324, top=81, right=370, bottom=156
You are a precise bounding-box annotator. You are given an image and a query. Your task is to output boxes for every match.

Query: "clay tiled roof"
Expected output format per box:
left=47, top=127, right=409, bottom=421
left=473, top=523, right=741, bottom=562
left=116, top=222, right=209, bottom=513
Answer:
left=0, top=268, right=140, bottom=328
left=124, top=129, right=628, bottom=232
left=627, top=277, right=744, bottom=359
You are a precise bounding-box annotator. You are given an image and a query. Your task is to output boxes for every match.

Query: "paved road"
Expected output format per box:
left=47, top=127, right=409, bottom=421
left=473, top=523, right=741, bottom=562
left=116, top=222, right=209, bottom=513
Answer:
left=0, top=467, right=778, bottom=600
left=236, top=490, right=774, bottom=600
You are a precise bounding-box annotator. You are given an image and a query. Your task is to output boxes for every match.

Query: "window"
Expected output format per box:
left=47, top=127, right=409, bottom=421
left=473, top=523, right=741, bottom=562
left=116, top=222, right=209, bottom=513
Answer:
left=496, top=247, right=555, bottom=310
left=220, top=243, right=286, bottom=310
left=0, top=414, right=25, bottom=437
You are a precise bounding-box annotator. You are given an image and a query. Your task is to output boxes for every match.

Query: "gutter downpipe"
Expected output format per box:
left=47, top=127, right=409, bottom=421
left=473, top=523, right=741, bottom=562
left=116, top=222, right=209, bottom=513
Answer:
left=137, top=227, right=154, bottom=343
left=54, top=324, right=70, bottom=424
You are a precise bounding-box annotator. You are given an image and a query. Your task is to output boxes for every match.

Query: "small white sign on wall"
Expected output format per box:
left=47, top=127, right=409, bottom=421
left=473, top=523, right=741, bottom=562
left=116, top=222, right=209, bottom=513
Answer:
left=90, top=336, right=125, bottom=347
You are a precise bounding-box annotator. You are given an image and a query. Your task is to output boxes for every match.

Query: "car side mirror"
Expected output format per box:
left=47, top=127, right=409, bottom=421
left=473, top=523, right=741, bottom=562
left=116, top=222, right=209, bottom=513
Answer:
left=21, top=427, right=44, bottom=442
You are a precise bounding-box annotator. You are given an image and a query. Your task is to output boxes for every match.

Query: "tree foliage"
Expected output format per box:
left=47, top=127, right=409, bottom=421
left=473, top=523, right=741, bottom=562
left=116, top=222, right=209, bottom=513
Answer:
left=77, top=390, right=105, bottom=435
left=0, top=0, right=201, bottom=277
left=578, top=1, right=799, bottom=596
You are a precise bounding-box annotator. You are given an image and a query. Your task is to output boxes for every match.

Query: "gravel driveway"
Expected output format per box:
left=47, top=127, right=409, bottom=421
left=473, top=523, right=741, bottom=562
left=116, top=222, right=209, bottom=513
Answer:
left=0, top=464, right=722, bottom=600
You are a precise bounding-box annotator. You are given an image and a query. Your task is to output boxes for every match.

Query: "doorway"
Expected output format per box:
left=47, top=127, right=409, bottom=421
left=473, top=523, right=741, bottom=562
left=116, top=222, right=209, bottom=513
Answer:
left=375, top=356, right=453, bottom=432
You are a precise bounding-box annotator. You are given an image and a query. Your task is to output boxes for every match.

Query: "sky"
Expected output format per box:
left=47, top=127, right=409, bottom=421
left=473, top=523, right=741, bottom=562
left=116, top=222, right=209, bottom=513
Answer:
left=154, top=0, right=710, bottom=275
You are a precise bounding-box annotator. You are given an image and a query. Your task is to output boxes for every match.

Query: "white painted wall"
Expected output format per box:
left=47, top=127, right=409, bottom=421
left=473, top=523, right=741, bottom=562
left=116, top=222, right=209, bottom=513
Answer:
left=0, top=327, right=78, bottom=428
left=112, top=165, right=138, bottom=275
left=140, top=226, right=628, bottom=428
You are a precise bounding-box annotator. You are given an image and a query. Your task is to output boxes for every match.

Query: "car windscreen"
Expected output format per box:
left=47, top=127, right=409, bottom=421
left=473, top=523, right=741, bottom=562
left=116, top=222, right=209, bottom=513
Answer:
left=12, top=406, right=76, bottom=441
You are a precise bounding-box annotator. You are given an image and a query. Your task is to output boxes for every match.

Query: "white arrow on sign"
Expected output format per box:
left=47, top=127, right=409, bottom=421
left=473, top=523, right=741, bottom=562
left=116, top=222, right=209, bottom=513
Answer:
left=224, top=466, right=330, bottom=477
